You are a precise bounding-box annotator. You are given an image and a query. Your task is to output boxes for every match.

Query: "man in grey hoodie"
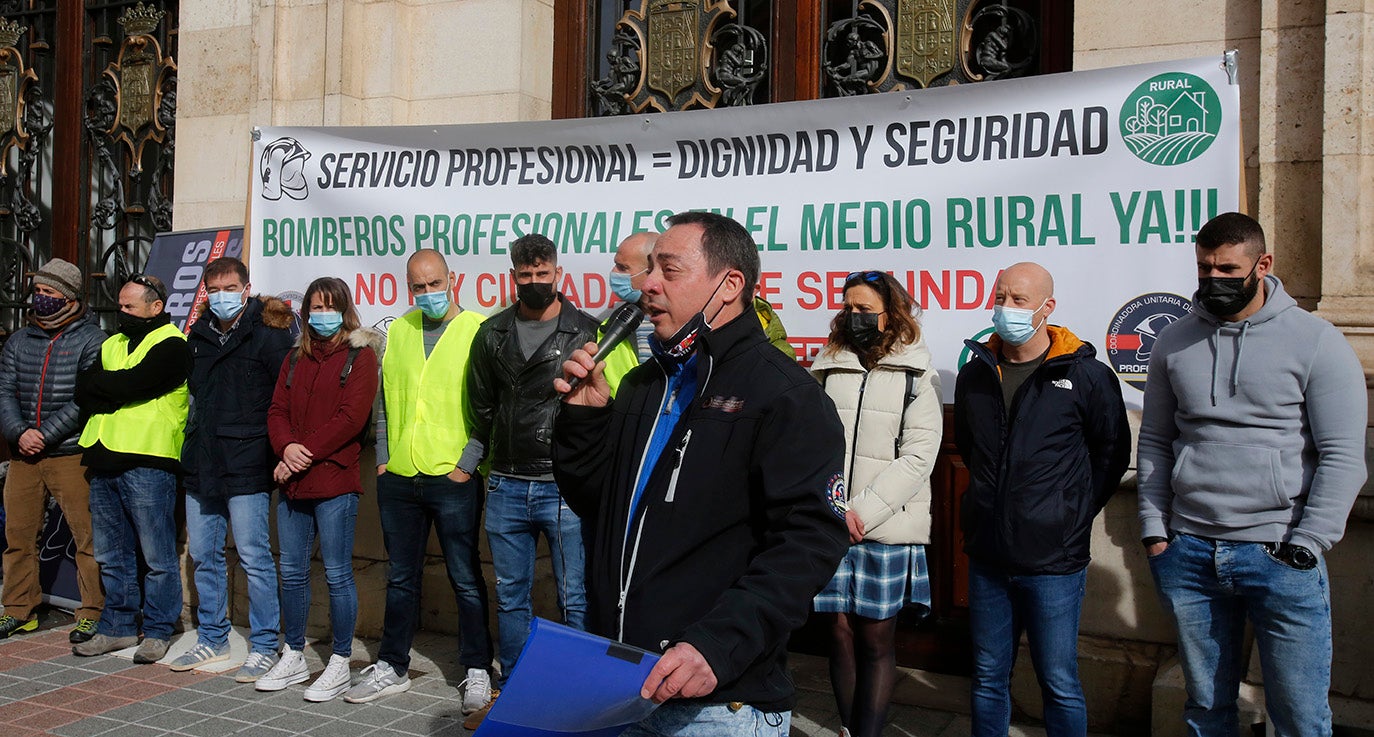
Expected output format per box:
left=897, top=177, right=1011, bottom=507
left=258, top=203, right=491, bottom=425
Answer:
left=1137, top=212, right=1367, bottom=737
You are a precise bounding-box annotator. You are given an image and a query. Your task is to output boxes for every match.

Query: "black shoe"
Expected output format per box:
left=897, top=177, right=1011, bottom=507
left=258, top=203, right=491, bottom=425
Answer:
left=0, top=614, right=39, bottom=639
left=69, top=618, right=98, bottom=644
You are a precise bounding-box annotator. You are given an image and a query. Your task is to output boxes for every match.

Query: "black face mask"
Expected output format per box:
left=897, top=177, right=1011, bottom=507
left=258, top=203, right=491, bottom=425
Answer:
left=117, top=311, right=164, bottom=338
left=650, top=273, right=730, bottom=364
left=845, top=311, right=883, bottom=349
left=1197, top=260, right=1260, bottom=317
left=516, top=281, right=557, bottom=310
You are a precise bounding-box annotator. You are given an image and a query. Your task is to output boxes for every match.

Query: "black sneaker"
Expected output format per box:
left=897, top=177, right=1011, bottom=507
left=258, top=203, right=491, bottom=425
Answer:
left=0, top=614, right=38, bottom=639
left=69, top=618, right=98, bottom=644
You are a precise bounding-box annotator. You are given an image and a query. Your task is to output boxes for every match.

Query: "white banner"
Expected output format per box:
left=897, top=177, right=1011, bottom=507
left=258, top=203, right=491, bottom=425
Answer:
left=249, top=55, right=1240, bottom=406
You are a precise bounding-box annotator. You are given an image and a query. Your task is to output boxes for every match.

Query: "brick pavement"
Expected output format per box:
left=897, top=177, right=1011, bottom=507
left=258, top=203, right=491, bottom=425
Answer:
left=0, top=614, right=1076, bottom=737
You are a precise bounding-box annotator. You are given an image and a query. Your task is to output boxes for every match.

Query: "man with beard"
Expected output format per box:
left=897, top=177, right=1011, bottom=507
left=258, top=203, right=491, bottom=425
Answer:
left=463, top=234, right=636, bottom=724
left=1138, top=212, right=1367, bottom=736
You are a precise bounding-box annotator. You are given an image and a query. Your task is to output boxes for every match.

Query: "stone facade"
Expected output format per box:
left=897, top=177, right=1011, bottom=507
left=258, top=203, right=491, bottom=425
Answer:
left=173, top=2, right=1374, bottom=735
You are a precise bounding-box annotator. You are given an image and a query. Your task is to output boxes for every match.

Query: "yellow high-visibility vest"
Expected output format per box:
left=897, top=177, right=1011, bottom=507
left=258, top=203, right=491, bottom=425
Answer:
left=381, top=309, right=484, bottom=477
left=78, top=322, right=189, bottom=460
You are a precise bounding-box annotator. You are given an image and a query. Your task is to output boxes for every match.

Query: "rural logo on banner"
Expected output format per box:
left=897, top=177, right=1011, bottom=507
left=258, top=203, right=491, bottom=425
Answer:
left=248, top=54, right=1241, bottom=406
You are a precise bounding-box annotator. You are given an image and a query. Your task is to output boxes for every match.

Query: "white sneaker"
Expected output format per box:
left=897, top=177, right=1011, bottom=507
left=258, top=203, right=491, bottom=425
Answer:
left=303, top=654, right=352, bottom=702
left=459, top=667, right=492, bottom=714
left=255, top=647, right=309, bottom=691
left=343, top=661, right=411, bottom=703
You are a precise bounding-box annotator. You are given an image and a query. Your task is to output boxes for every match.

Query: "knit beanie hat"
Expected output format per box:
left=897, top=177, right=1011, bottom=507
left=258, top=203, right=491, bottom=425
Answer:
left=33, top=258, right=82, bottom=300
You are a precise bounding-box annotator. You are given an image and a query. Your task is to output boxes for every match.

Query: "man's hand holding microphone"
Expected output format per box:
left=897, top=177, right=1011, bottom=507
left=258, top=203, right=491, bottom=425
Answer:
left=554, top=302, right=643, bottom=408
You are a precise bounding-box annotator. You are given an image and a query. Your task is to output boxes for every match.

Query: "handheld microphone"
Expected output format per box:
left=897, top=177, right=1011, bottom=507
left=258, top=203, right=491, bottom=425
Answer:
left=564, top=302, right=644, bottom=394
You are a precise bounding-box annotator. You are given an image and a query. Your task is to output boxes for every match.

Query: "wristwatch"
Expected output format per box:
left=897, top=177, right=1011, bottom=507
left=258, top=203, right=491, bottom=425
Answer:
left=1141, top=536, right=1168, bottom=548
left=1264, top=542, right=1318, bottom=570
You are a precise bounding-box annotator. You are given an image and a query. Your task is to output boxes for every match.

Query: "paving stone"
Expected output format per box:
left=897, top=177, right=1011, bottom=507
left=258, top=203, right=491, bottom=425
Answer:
left=138, top=708, right=205, bottom=731
left=49, top=715, right=122, bottom=737
left=232, top=727, right=293, bottom=737
left=178, top=716, right=247, bottom=737
left=72, top=658, right=137, bottom=675
left=181, top=694, right=250, bottom=715
left=219, top=702, right=292, bottom=724
left=142, top=689, right=209, bottom=709
left=97, top=702, right=161, bottom=724
left=94, top=723, right=172, bottom=737
left=265, top=710, right=337, bottom=734
left=337, top=704, right=405, bottom=728
left=304, top=716, right=380, bottom=737
left=36, top=666, right=103, bottom=687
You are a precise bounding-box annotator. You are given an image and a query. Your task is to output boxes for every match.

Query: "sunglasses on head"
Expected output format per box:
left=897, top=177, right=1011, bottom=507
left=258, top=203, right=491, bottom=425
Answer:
left=845, top=270, right=885, bottom=285
left=127, top=273, right=167, bottom=303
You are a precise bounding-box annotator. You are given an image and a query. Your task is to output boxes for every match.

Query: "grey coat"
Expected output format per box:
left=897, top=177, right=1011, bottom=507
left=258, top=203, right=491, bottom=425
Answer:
left=0, top=311, right=108, bottom=457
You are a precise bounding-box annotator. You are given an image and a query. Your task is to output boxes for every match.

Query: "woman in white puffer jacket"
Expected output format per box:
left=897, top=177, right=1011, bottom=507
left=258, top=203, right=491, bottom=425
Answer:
left=810, top=270, right=943, bottom=737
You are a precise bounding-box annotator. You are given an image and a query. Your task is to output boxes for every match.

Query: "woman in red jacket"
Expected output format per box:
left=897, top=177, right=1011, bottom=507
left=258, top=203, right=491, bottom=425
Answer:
left=259, top=277, right=380, bottom=702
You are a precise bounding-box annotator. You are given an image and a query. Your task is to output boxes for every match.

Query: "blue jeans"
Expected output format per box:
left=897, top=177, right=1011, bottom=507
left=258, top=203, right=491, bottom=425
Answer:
left=969, top=563, right=1087, bottom=737
left=1148, top=533, right=1333, bottom=737
left=185, top=491, right=280, bottom=654
left=89, top=467, right=182, bottom=640
left=622, top=702, right=790, bottom=737
left=484, top=475, right=586, bottom=682
left=277, top=493, right=358, bottom=657
left=376, top=471, right=492, bottom=674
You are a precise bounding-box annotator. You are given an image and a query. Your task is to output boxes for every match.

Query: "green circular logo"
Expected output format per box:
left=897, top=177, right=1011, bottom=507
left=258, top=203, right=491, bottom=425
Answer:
left=958, top=327, right=996, bottom=370
left=1120, top=72, right=1222, bottom=166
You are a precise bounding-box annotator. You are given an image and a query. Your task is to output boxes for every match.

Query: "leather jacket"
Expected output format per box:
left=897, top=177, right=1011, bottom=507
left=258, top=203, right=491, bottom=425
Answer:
left=465, top=295, right=606, bottom=477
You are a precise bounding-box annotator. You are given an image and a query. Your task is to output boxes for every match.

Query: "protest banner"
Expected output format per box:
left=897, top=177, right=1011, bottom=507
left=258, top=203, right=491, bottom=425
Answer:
left=249, top=55, right=1240, bottom=405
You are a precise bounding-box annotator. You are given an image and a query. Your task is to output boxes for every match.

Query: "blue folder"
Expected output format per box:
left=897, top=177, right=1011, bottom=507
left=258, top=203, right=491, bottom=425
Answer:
left=474, top=618, right=662, bottom=737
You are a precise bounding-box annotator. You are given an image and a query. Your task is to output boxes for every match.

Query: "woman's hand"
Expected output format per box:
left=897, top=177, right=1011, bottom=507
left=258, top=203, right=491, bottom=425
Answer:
left=273, top=461, right=293, bottom=486
left=845, top=510, right=865, bottom=544
left=283, top=443, right=314, bottom=472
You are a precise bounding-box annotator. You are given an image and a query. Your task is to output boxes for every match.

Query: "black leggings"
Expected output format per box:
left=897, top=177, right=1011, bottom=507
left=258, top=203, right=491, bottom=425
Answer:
left=827, top=612, right=899, bottom=737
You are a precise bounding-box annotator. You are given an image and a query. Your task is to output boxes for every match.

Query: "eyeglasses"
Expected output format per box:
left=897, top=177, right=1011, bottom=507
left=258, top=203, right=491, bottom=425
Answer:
left=127, top=273, right=167, bottom=303
left=845, top=270, right=885, bottom=285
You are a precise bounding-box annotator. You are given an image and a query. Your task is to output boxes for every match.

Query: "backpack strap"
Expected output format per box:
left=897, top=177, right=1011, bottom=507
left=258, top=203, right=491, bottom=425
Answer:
left=895, top=369, right=919, bottom=456
left=339, top=346, right=362, bottom=387
left=285, top=346, right=362, bottom=389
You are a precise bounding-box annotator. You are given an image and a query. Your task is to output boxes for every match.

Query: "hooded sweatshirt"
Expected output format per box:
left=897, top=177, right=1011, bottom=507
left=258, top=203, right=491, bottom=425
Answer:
left=1136, top=275, right=1368, bottom=553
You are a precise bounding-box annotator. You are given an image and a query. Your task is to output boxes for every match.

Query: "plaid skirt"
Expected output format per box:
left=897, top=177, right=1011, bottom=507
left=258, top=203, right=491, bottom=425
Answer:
left=813, top=541, right=931, bottom=620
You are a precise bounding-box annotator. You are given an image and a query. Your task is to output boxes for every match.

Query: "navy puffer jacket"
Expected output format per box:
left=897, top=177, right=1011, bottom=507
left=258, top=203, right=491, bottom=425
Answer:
left=0, top=311, right=108, bottom=457
left=953, top=326, right=1132, bottom=575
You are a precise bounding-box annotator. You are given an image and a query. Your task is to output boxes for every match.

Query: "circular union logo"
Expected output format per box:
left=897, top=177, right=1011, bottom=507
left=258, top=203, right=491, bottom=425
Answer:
left=1106, top=292, right=1191, bottom=391
left=1120, top=72, right=1222, bottom=166
left=957, top=327, right=996, bottom=370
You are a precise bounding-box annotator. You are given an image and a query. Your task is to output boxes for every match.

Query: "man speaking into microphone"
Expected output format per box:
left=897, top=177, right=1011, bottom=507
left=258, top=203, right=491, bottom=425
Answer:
left=553, top=211, right=848, bottom=736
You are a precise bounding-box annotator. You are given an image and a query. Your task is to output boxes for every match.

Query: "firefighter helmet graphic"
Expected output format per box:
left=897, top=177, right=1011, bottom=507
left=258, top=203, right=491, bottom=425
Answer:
left=1106, top=292, right=1192, bottom=391
left=260, top=137, right=312, bottom=201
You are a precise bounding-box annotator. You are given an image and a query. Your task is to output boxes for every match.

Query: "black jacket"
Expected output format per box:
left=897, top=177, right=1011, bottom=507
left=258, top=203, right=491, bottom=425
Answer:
left=0, top=311, right=107, bottom=457
left=466, top=295, right=606, bottom=477
left=183, top=297, right=296, bottom=498
left=552, top=311, right=848, bottom=712
left=953, top=326, right=1131, bottom=575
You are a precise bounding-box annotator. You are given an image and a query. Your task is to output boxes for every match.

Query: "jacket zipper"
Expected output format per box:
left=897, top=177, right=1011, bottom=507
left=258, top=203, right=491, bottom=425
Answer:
left=664, top=429, right=692, bottom=502
left=34, top=328, right=69, bottom=425
left=845, top=371, right=870, bottom=498
left=616, top=353, right=713, bottom=642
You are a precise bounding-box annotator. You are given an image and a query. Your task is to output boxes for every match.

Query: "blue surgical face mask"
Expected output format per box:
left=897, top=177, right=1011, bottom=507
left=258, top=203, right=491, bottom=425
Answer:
left=991, top=299, right=1047, bottom=346
left=414, top=290, right=450, bottom=320
left=608, top=270, right=644, bottom=304
left=208, top=291, right=246, bottom=322
left=308, top=311, right=344, bottom=337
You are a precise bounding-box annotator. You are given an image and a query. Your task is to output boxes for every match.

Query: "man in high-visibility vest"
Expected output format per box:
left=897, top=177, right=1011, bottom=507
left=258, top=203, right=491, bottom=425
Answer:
left=344, top=249, right=494, bottom=713
left=72, top=274, right=190, bottom=664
